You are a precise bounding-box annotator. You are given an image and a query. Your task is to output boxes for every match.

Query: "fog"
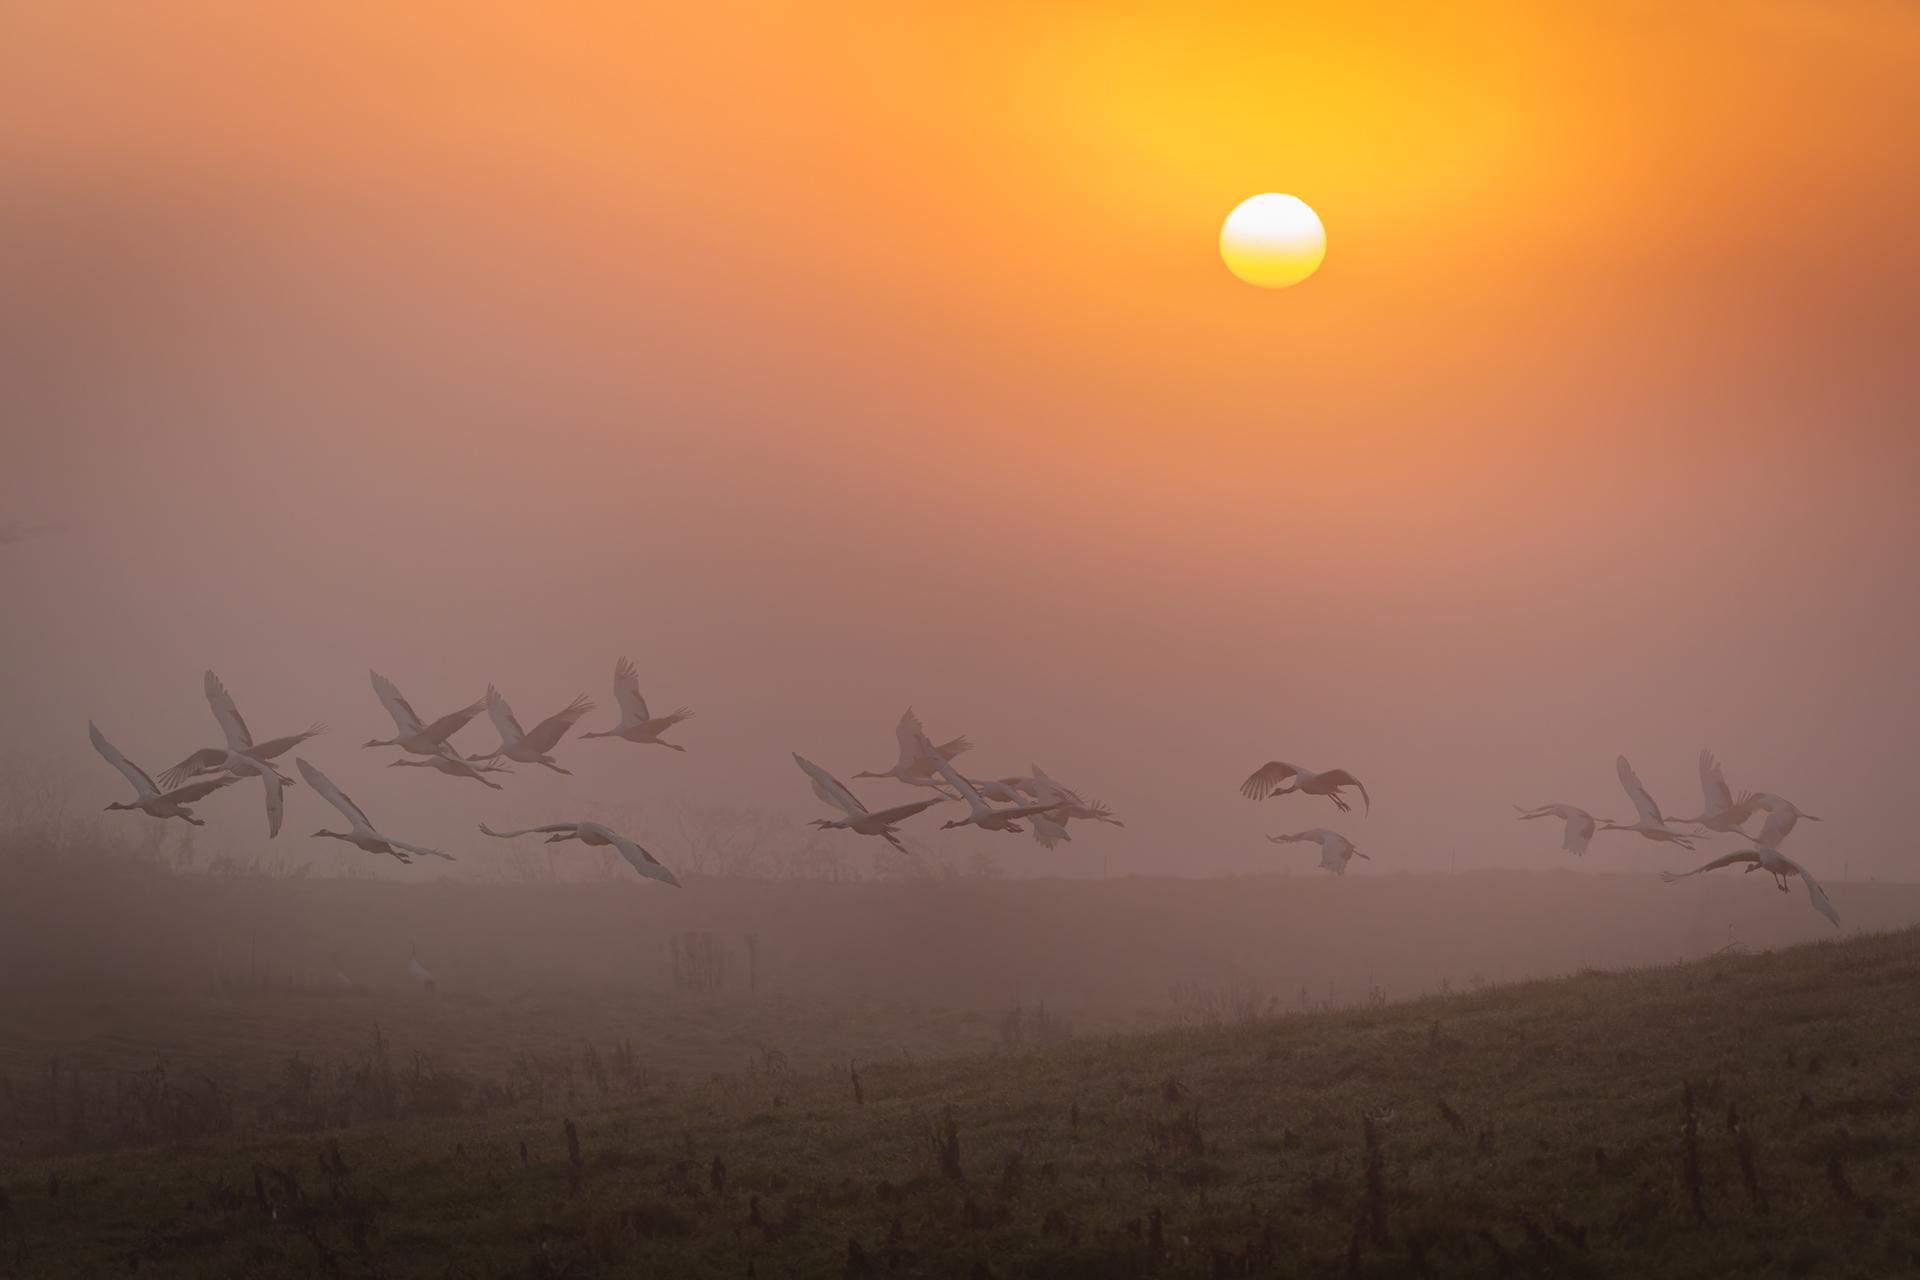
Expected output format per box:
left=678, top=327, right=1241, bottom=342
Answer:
left=2, top=3, right=1917, bottom=893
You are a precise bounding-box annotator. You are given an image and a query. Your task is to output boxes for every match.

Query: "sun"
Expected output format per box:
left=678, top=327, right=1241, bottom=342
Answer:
left=1219, top=194, right=1326, bottom=289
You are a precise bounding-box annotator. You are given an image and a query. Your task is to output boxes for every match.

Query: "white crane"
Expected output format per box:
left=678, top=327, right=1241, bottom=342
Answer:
left=853, top=709, right=971, bottom=792
left=969, top=776, right=1031, bottom=804
left=1744, top=792, right=1821, bottom=849
left=792, top=753, right=947, bottom=850
left=1667, top=750, right=1761, bottom=832
left=160, top=670, right=321, bottom=789
left=364, top=671, right=488, bottom=755
left=89, top=722, right=238, bottom=825
left=1598, top=756, right=1696, bottom=848
left=478, top=686, right=594, bottom=774
left=926, top=743, right=1064, bottom=834
left=1240, top=761, right=1372, bottom=814
left=1661, top=847, right=1839, bottom=927
left=1514, top=803, right=1597, bottom=855
left=296, top=757, right=450, bottom=863
left=580, top=657, right=692, bottom=751
left=478, top=820, right=680, bottom=886
left=1019, top=764, right=1123, bottom=849
left=387, top=745, right=512, bottom=789
left=224, top=752, right=288, bottom=838
left=1028, top=812, right=1073, bottom=850
left=1025, top=765, right=1124, bottom=827
left=1268, top=828, right=1369, bottom=875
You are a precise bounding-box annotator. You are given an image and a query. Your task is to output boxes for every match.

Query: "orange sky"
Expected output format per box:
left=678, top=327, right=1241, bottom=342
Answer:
left=1, top=3, right=1916, bottom=887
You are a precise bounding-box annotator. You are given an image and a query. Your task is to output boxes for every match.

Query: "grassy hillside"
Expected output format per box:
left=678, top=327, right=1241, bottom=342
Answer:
left=5, top=927, right=1917, bottom=1277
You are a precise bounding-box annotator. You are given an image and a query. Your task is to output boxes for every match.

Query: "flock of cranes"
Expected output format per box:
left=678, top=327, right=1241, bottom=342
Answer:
left=1510, top=749, right=1834, bottom=925
left=1229, top=748, right=1834, bottom=924
left=792, top=711, right=1123, bottom=851
left=88, top=663, right=694, bottom=870
left=88, top=669, right=1837, bottom=925
left=86, top=673, right=1126, bottom=883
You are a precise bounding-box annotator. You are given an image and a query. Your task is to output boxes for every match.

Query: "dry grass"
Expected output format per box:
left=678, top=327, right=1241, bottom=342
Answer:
left=4, top=926, right=1918, bottom=1276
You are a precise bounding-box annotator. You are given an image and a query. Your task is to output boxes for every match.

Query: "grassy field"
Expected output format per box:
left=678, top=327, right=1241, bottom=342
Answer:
left=4, top=926, right=1916, bottom=1277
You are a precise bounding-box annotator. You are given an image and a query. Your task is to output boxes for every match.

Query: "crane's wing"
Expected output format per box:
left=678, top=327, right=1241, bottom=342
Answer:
left=967, top=777, right=1021, bottom=804
left=248, top=760, right=285, bottom=838
left=992, top=799, right=1084, bottom=822
left=1029, top=814, right=1072, bottom=850
left=612, top=656, right=651, bottom=722
left=89, top=722, right=158, bottom=798
left=478, top=821, right=582, bottom=839
left=1317, top=769, right=1371, bottom=815
left=792, top=753, right=867, bottom=819
left=386, top=836, right=454, bottom=862
left=865, top=796, right=948, bottom=825
left=1700, top=749, right=1734, bottom=812
left=370, top=671, right=426, bottom=735
left=204, top=670, right=255, bottom=751
left=522, top=694, right=594, bottom=752
left=1566, top=810, right=1596, bottom=854
left=608, top=831, right=680, bottom=886
left=485, top=686, right=528, bottom=745
left=1028, top=765, right=1084, bottom=806
left=157, top=747, right=227, bottom=792
left=420, top=696, right=488, bottom=743
left=1658, top=850, right=1758, bottom=882
left=1721, top=790, right=1762, bottom=828
left=248, top=723, right=326, bottom=761
left=158, top=775, right=239, bottom=805
left=1616, top=755, right=1663, bottom=825
left=1321, top=844, right=1356, bottom=874
left=294, top=757, right=372, bottom=829
left=893, top=709, right=930, bottom=770
left=934, top=734, right=973, bottom=762
left=1752, top=803, right=1799, bottom=849
left=1240, top=761, right=1300, bottom=800
left=1783, top=857, right=1840, bottom=927
left=927, top=742, right=994, bottom=816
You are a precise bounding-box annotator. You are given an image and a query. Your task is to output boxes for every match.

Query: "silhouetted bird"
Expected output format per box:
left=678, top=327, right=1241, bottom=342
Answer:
left=299, top=757, right=451, bottom=862
left=479, top=819, right=680, bottom=886
left=1268, top=828, right=1369, bottom=874
left=1661, top=847, right=1839, bottom=926
left=1240, top=760, right=1372, bottom=814
left=89, top=722, right=237, bottom=826
left=792, top=754, right=947, bottom=851
left=580, top=656, right=693, bottom=750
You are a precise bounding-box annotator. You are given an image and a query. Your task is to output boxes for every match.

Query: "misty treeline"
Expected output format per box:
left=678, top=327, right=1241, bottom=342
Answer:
left=0, top=752, right=1000, bottom=885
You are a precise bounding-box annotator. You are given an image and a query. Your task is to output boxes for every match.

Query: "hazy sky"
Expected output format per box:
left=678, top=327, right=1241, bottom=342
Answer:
left=2, top=2, right=1916, bottom=880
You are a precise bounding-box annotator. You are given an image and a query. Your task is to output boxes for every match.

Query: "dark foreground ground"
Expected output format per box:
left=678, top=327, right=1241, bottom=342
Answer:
left=3, top=924, right=1917, bottom=1278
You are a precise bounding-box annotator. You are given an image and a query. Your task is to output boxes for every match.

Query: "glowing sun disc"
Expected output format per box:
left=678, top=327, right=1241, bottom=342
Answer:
left=1220, top=193, right=1326, bottom=288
